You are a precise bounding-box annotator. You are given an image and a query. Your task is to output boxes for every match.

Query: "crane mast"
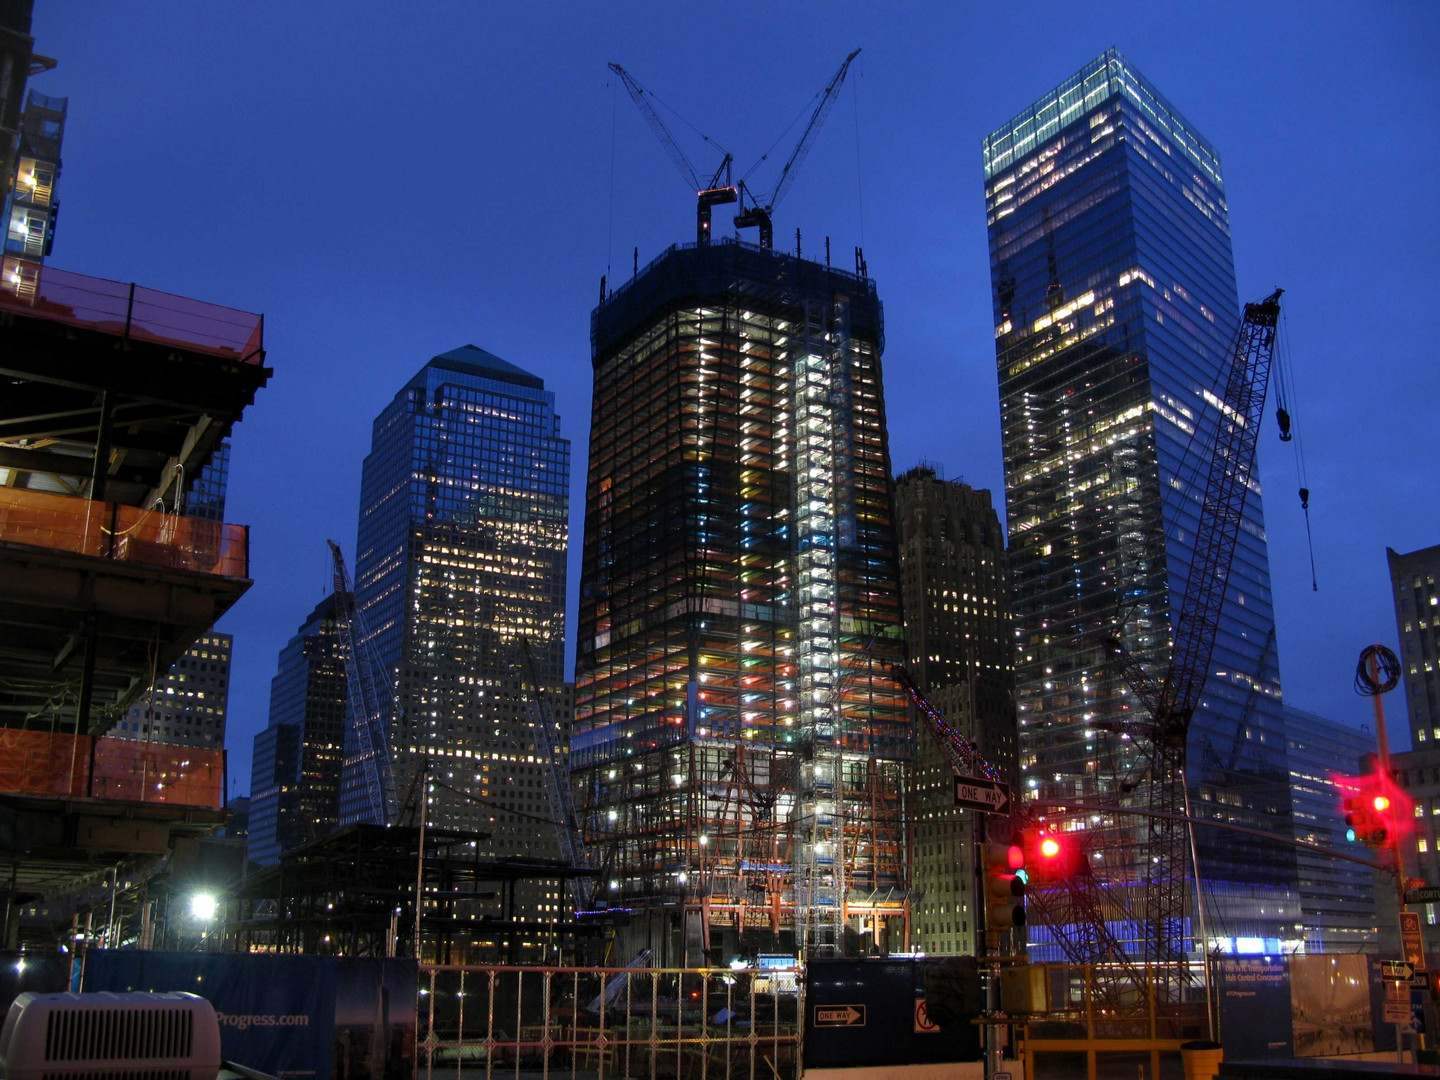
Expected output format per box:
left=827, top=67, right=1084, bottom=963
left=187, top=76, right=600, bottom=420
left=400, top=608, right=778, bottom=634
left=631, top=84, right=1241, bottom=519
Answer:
left=1107, top=288, right=1283, bottom=991
left=328, top=540, right=399, bottom=827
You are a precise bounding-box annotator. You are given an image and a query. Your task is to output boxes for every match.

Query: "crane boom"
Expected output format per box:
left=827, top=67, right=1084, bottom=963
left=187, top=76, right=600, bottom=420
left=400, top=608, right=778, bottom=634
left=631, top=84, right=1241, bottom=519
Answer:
left=891, top=664, right=1002, bottom=782
left=609, top=62, right=736, bottom=246
left=328, top=540, right=399, bottom=826
left=766, top=48, right=860, bottom=212
left=518, top=637, right=593, bottom=911
left=1109, top=288, right=1284, bottom=987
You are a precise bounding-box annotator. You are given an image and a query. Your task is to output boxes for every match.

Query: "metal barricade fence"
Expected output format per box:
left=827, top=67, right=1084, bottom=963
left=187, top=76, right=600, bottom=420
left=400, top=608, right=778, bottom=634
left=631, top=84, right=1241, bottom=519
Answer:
left=417, top=965, right=802, bottom=1080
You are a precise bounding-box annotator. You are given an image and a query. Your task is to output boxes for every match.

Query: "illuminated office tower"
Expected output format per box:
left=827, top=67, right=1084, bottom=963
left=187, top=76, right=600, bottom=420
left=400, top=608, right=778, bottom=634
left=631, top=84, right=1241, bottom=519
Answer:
left=573, top=241, right=910, bottom=963
left=984, top=49, right=1298, bottom=954
left=344, top=347, right=570, bottom=870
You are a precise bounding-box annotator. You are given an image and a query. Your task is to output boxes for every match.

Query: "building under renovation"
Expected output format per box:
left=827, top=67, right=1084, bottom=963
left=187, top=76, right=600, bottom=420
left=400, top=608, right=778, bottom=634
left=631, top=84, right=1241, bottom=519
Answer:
left=573, top=239, right=910, bottom=964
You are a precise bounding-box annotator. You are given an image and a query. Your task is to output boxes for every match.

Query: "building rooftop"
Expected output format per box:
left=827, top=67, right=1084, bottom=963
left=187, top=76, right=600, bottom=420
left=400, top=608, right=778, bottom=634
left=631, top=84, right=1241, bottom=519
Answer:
left=982, top=47, right=1222, bottom=188
left=429, top=344, right=544, bottom=390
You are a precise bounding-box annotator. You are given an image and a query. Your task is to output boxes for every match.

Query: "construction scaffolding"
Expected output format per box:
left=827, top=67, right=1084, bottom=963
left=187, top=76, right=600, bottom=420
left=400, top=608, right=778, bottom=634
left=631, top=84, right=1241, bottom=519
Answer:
left=575, top=240, right=910, bottom=962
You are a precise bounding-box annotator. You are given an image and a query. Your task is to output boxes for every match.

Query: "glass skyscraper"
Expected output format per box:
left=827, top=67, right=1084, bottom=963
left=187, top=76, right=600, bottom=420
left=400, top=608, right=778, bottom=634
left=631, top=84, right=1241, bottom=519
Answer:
left=344, top=346, right=570, bottom=881
left=249, top=593, right=348, bottom=867
left=984, top=49, right=1299, bottom=955
left=573, top=241, right=910, bottom=964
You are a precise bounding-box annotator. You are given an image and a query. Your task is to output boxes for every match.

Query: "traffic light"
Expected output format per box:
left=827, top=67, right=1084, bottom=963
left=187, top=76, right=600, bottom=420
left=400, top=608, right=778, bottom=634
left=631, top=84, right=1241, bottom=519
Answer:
left=1026, top=827, right=1080, bottom=881
left=1338, top=773, right=1409, bottom=849
left=1344, top=792, right=1394, bottom=847
left=984, top=834, right=1026, bottom=930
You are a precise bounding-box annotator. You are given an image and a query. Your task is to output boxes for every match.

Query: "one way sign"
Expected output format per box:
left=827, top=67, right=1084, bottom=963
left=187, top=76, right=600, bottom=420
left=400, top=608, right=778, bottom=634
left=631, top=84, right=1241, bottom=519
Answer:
left=954, top=776, right=1011, bottom=814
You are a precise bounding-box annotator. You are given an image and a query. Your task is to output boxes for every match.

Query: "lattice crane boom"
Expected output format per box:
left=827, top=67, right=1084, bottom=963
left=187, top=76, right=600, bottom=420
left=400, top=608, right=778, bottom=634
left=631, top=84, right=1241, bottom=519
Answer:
left=1110, top=288, right=1284, bottom=984
left=518, top=636, right=595, bottom=912
left=609, top=62, right=736, bottom=246
left=328, top=540, right=398, bottom=826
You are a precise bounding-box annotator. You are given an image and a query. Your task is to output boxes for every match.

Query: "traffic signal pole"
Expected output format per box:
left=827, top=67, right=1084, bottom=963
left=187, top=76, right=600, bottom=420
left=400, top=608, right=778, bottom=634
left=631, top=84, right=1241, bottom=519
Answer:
left=1363, top=646, right=1413, bottom=1063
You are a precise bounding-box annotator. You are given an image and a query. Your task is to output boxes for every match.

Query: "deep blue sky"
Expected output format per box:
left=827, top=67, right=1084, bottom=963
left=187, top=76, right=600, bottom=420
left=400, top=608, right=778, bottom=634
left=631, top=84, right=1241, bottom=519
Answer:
left=29, top=3, right=1439, bottom=796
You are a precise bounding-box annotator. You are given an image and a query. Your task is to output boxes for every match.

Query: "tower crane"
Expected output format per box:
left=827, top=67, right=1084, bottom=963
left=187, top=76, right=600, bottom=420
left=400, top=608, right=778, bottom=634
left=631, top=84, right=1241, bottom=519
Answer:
left=328, top=540, right=399, bottom=826
left=608, top=63, right=736, bottom=246
left=734, top=49, right=861, bottom=250
left=1103, top=288, right=1284, bottom=992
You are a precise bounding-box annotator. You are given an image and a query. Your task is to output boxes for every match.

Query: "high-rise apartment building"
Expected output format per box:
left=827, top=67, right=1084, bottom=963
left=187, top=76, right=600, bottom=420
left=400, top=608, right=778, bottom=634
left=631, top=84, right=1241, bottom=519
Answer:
left=346, top=347, right=570, bottom=866
left=249, top=594, right=348, bottom=867
left=573, top=240, right=909, bottom=963
left=1387, top=544, right=1440, bottom=746
left=1282, top=706, right=1376, bottom=954
left=894, top=465, right=1015, bottom=956
left=985, top=49, right=1298, bottom=954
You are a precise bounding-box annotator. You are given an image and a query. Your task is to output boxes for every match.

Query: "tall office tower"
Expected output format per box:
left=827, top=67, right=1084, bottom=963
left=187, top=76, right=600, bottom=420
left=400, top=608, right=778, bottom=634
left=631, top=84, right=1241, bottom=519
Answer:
left=1387, top=544, right=1440, bottom=746
left=346, top=347, right=569, bottom=861
left=1282, top=706, right=1377, bottom=954
left=984, top=49, right=1299, bottom=954
left=894, top=465, right=1016, bottom=956
left=573, top=240, right=909, bottom=963
left=249, top=594, right=348, bottom=867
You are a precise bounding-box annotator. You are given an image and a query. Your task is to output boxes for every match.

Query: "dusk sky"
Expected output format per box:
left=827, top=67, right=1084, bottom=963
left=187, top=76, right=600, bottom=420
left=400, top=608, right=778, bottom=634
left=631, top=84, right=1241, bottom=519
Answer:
left=28, top=3, right=1439, bottom=796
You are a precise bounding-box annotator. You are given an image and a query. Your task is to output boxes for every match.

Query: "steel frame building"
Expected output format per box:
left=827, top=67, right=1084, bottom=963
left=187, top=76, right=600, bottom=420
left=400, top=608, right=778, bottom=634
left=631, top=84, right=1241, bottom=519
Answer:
left=574, top=239, right=910, bottom=963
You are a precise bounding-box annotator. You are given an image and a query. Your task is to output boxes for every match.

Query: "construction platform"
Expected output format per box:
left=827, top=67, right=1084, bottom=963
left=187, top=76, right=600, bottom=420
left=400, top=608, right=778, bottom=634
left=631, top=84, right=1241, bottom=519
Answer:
left=0, top=263, right=270, bottom=736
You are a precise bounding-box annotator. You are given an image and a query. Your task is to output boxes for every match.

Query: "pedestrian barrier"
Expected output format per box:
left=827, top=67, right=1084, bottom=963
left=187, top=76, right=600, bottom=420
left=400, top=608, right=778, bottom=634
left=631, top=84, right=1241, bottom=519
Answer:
left=417, top=964, right=802, bottom=1080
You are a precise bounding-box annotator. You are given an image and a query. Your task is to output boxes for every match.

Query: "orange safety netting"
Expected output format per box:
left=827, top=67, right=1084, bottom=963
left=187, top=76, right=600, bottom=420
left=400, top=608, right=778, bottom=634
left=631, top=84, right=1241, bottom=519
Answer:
left=0, top=487, right=248, bottom=579
left=0, top=729, right=222, bottom=809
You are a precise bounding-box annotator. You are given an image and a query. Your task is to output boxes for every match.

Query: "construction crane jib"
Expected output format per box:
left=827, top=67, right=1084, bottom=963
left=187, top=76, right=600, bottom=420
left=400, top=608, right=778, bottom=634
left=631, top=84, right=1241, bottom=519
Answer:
left=608, top=62, right=735, bottom=247
left=328, top=540, right=399, bottom=827
left=734, top=48, right=861, bottom=251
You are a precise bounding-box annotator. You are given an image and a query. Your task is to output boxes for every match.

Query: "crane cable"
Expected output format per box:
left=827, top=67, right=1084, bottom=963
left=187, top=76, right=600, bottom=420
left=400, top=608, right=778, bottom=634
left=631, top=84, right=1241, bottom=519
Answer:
left=1276, top=310, right=1318, bottom=590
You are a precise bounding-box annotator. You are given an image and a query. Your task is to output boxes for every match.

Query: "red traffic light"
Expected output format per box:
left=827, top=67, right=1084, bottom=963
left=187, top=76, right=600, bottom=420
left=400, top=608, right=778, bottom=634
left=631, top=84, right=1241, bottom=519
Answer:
left=1039, top=836, right=1061, bottom=859
left=1007, top=844, right=1025, bottom=870
left=1336, top=773, right=1410, bottom=849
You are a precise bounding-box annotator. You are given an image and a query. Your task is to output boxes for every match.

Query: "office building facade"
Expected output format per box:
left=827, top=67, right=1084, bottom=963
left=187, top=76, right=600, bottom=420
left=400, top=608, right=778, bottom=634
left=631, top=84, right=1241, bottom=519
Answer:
left=1283, top=706, right=1377, bottom=954
left=985, top=49, right=1298, bottom=954
left=573, top=240, right=910, bottom=962
left=115, top=631, right=231, bottom=750
left=345, top=347, right=569, bottom=870
left=894, top=465, right=1015, bottom=956
left=249, top=594, right=348, bottom=867
left=1388, top=544, right=1440, bottom=747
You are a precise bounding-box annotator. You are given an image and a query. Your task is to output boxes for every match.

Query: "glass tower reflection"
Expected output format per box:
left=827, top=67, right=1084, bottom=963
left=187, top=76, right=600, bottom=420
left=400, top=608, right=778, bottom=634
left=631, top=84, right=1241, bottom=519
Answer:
left=984, top=49, right=1299, bottom=956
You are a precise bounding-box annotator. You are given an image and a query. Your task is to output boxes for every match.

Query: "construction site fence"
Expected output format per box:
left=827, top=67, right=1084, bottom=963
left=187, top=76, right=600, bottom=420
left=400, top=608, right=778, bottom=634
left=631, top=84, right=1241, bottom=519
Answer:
left=1018, top=963, right=1210, bottom=1080
left=0, top=487, right=249, bottom=580
left=0, top=259, right=264, bottom=361
left=0, top=728, right=223, bottom=809
left=418, top=963, right=802, bottom=1080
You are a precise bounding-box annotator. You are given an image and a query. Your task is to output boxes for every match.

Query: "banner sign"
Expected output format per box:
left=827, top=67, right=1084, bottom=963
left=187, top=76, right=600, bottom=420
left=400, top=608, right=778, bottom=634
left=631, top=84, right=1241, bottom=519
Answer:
left=1216, top=956, right=1293, bottom=1058
left=81, top=951, right=415, bottom=1080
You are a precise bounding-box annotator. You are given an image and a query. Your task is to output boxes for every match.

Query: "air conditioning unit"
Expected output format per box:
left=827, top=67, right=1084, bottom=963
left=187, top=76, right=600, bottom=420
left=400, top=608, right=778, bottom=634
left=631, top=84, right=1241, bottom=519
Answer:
left=0, top=991, right=221, bottom=1080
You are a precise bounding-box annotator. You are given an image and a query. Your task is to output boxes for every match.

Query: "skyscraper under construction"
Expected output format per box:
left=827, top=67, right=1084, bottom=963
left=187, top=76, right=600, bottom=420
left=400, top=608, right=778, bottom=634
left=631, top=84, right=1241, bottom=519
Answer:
left=573, top=240, right=910, bottom=963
